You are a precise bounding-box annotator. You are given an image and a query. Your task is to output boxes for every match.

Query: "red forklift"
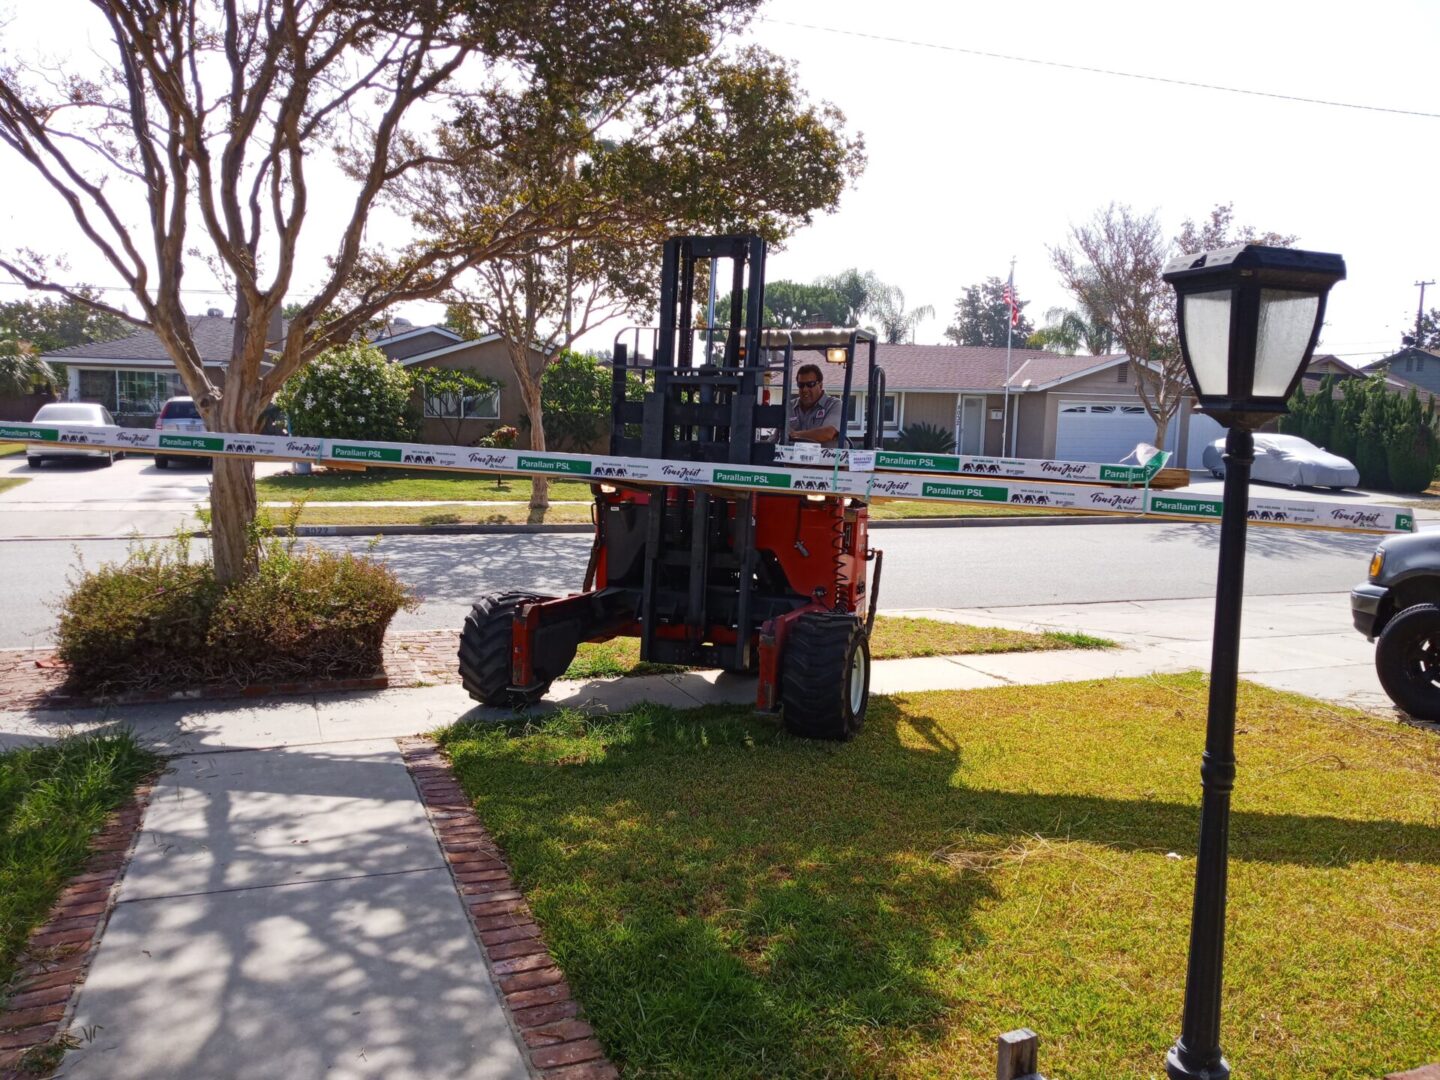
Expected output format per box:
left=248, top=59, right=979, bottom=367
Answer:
left=458, top=234, right=887, bottom=740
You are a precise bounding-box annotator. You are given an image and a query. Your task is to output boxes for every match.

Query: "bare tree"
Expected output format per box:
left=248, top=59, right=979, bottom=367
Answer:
left=0, top=0, right=766, bottom=582
left=1051, top=202, right=1295, bottom=447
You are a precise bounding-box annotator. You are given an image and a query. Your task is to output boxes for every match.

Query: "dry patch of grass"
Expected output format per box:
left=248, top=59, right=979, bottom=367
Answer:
left=0, top=476, right=30, bottom=496
left=0, top=442, right=25, bottom=458
left=440, top=676, right=1440, bottom=1079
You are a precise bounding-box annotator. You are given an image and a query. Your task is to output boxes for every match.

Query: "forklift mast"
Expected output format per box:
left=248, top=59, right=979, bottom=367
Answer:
left=611, top=234, right=787, bottom=465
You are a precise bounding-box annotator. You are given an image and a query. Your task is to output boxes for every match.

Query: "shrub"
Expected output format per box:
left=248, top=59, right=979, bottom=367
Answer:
left=525, top=350, right=609, bottom=451
left=894, top=420, right=956, bottom=454
left=56, top=525, right=416, bottom=694
left=276, top=341, right=419, bottom=442
left=1284, top=374, right=1440, bottom=492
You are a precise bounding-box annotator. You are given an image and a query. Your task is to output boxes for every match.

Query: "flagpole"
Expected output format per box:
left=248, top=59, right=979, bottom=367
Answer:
left=1002, top=257, right=1015, bottom=456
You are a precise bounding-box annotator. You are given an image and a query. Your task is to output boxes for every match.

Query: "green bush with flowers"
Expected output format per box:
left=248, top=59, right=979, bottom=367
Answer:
left=276, top=341, right=419, bottom=441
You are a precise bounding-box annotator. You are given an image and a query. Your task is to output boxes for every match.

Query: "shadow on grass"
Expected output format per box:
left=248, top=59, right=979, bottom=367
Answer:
left=440, top=694, right=1440, bottom=1077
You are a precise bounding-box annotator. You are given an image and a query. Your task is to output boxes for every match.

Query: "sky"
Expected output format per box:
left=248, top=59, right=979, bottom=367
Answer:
left=1, top=0, right=1437, bottom=364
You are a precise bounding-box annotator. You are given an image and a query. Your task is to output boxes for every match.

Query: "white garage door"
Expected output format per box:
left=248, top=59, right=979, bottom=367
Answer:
left=1184, top=412, right=1225, bottom=471
left=1055, top=402, right=1158, bottom=463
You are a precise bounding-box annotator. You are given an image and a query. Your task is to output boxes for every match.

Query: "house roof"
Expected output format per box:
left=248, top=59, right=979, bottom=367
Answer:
left=40, top=314, right=283, bottom=366
left=393, top=334, right=505, bottom=366
left=368, top=323, right=464, bottom=348
left=846, top=343, right=1119, bottom=393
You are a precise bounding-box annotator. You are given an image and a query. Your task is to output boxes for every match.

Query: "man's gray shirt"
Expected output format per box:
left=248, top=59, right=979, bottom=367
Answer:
left=789, top=392, right=841, bottom=448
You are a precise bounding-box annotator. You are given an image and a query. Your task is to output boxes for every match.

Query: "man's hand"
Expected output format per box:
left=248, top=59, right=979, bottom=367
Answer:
left=790, top=424, right=839, bottom=444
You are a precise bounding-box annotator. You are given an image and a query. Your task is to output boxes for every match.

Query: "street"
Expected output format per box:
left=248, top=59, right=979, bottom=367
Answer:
left=0, top=520, right=1381, bottom=649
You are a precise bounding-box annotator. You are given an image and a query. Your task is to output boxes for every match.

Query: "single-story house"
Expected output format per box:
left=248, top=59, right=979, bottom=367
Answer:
left=41, top=308, right=279, bottom=427
left=368, top=322, right=559, bottom=447
left=842, top=344, right=1222, bottom=468
left=1302, top=353, right=1428, bottom=399
left=1364, top=346, right=1440, bottom=396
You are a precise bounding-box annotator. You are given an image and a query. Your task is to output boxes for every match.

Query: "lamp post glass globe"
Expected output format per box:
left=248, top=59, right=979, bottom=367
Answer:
left=1163, top=244, right=1346, bottom=428
left=1160, top=244, right=1343, bottom=1080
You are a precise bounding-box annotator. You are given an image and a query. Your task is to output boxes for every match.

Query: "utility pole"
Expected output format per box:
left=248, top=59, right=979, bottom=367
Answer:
left=1414, top=279, right=1434, bottom=349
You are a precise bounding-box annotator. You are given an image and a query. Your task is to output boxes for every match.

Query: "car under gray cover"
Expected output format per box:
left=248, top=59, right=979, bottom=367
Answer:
left=1203, top=433, right=1358, bottom=490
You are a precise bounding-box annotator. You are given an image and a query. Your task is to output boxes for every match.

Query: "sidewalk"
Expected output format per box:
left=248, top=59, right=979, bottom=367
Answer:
left=0, top=592, right=1405, bottom=1077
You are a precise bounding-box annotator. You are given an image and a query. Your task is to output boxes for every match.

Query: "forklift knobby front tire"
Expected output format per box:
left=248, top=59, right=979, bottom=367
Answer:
left=780, top=613, right=870, bottom=741
left=1375, top=602, right=1440, bottom=723
left=459, top=592, right=555, bottom=708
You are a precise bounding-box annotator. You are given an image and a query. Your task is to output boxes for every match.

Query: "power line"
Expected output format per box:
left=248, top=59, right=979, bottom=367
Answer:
left=758, top=17, right=1440, bottom=120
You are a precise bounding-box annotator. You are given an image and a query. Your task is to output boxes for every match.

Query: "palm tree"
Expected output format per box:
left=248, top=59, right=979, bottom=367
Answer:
left=0, top=342, right=57, bottom=396
left=1027, top=304, right=1113, bottom=355
left=870, top=286, right=935, bottom=344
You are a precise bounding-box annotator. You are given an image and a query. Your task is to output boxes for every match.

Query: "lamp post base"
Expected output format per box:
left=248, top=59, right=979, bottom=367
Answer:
left=1166, top=1041, right=1230, bottom=1080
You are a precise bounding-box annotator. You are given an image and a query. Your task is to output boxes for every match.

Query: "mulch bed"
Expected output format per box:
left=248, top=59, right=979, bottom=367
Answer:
left=0, top=630, right=464, bottom=713
left=399, top=736, right=618, bottom=1080
left=0, top=777, right=157, bottom=1079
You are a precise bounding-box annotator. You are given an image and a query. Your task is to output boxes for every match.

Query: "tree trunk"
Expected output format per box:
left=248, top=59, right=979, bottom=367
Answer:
left=526, top=391, right=549, bottom=510
left=208, top=370, right=262, bottom=585
left=210, top=457, right=258, bottom=584
left=1151, top=414, right=1170, bottom=453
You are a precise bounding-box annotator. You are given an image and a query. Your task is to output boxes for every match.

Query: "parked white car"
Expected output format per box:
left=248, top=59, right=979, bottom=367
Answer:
left=26, top=402, right=116, bottom=468
left=154, top=396, right=209, bottom=470
left=1202, top=433, right=1359, bottom=490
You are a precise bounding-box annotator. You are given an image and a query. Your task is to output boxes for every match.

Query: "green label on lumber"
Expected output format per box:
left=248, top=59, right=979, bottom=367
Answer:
left=1150, top=495, right=1221, bottom=518
left=332, top=444, right=402, bottom=463
left=1098, top=465, right=1143, bottom=482
left=517, top=454, right=592, bottom=475
left=158, top=434, right=224, bottom=452
left=713, top=468, right=791, bottom=489
left=1397, top=513, right=1415, bottom=532
left=879, top=452, right=958, bottom=472
left=921, top=481, right=1007, bottom=502
left=0, top=424, right=58, bottom=442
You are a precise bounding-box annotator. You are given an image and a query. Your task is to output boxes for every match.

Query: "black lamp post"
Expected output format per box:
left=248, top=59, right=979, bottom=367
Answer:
left=1161, top=244, right=1345, bottom=1080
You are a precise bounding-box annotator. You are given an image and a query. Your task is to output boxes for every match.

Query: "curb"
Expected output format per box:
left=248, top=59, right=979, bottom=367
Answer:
left=0, top=775, right=158, bottom=1078
left=399, top=737, right=619, bottom=1080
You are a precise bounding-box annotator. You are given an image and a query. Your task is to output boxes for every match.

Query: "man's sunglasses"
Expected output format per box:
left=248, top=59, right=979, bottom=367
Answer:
left=796, top=379, right=820, bottom=389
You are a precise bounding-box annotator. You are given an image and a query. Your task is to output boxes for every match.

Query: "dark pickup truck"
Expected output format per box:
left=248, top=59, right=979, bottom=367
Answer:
left=1352, top=531, right=1440, bottom=721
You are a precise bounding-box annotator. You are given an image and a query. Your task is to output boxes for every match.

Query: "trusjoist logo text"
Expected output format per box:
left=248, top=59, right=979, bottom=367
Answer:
left=660, top=464, right=704, bottom=482
left=1041, top=461, right=1091, bottom=478
left=285, top=440, right=323, bottom=456
left=1089, top=491, right=1143, bottom=510
left=466, top=451, right=512, bottom=468
left=1329, top=508, right=1383, bottom=528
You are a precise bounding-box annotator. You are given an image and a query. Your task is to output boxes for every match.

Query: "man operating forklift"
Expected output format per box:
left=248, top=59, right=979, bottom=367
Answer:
left=788, top=362, right=842, bottom=447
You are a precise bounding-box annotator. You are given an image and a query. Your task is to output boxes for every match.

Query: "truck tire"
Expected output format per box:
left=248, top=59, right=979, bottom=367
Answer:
left=458, top=592, right=555, bottom=708
left=154, top=455, right=169, bottom=470
left=1376, top=602, right=1440, bottom=723
left=780, top=612, right=870, bottom=741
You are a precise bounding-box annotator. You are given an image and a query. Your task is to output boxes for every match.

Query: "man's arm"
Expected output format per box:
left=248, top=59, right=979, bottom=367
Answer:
left=789, top=424, right=839, bottom=443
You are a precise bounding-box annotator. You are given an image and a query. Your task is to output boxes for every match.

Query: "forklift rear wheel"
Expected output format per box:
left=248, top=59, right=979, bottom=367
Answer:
left=459, top=592, right=555, bottom=708
left=780, top=613, right=870, bottom=741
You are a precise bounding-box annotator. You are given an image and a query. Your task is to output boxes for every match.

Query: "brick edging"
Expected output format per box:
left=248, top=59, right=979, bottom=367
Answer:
left=0, top=776, right=158, bottom=1078
left=398, top=737, right=619, bottom=1080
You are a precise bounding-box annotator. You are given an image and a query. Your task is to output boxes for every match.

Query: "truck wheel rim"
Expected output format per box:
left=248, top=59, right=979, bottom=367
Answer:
left=849, top=646, right=866, bottom=715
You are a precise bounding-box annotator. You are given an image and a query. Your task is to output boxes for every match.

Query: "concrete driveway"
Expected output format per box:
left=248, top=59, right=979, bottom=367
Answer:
left=0, top=453, right=290, bottom=538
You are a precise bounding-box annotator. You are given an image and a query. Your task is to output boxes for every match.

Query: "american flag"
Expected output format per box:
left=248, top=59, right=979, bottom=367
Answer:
left=1002, top=272, right=1020, bottom=328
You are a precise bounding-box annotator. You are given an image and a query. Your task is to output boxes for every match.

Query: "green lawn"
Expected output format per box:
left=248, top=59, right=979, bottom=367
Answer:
left=563, top=616, right=1113, bottom=679
left=0, top=477, right=30, bottom=496
left=294, top=503, right=594, bottom=527
left=0, top=442, right=24, bottom=458
left=257, top=468, right=594, bottom=503
left=0, top=732, right=158, bottom=989
left=439, top=676, right=1440, bottom=1079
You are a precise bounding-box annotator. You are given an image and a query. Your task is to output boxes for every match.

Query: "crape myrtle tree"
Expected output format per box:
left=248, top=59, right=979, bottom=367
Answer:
left=406, top=45, right=862, bottom=508
left=0, top=0, right=782, bottom=582
left=1050, top=201, right=1295, bottom=447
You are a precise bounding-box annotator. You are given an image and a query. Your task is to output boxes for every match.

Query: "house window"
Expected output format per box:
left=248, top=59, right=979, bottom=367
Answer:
left=423, top=386, right=500, bottom=420
left=116, top=371, right=184, bottom=415
left=78, top=369, right=118, bottom=412
left=845, top=392, right=900, bottom=433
